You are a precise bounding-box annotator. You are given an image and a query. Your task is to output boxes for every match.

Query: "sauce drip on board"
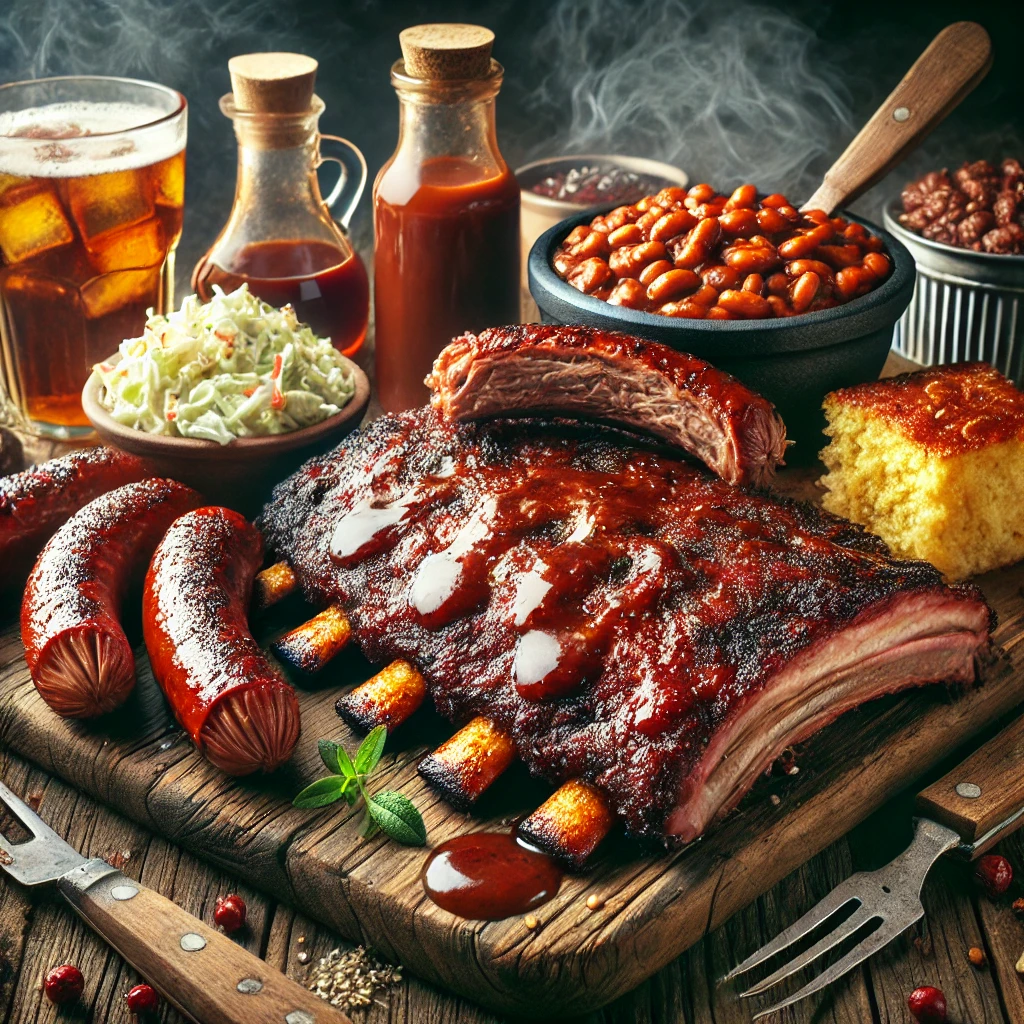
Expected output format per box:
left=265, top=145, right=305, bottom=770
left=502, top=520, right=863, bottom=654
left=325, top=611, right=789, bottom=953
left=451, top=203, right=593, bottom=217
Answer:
left=374, top=156, right=520, bottom=413
left=421, top=829, right=563, bottom=920
left=194, top=239, right=369, bottom=357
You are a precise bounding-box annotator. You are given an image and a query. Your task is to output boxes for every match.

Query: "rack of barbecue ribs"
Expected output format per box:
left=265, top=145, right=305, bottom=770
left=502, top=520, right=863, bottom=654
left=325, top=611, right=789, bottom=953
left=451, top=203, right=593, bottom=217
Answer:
left=257, top=325, right=993, bottom=867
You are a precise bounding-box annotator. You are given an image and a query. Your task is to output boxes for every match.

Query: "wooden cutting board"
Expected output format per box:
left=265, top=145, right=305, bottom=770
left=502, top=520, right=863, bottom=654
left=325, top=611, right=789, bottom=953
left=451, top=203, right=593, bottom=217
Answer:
left=1, top=467, right=1023, bottom=1017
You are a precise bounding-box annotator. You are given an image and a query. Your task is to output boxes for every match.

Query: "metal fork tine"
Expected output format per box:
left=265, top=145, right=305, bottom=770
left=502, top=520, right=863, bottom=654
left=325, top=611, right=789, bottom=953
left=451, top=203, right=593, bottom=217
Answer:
left=749, top=917, right=914, bottom=1021
left=0, top=779, right=62, bottom=845
left=739, top=905, right=878, bottom=997
left=721, top=877, right=865, bottom=982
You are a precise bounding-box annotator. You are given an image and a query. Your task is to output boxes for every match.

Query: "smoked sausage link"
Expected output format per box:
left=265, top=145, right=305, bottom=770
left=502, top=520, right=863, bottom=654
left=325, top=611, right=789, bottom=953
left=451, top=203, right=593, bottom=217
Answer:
left=143, top=507, right=301, bottom=775
left=21, top=478, right=202, bottom=718
left=1, top=447, right=152, bottom=593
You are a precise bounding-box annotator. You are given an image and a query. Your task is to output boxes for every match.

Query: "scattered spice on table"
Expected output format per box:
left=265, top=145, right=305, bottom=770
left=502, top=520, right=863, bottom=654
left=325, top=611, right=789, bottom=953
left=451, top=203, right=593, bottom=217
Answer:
left=908, top=985, right=947, bottom=1023
left=214, top=893, right=247, bottom=933
left=125, top=983, right=159, bottom=1014
left=43, top=964, right=83, bottom=1005
left=975, top=853, right=1013, bottom=898
left=306, top=946, right=402, bottom=1014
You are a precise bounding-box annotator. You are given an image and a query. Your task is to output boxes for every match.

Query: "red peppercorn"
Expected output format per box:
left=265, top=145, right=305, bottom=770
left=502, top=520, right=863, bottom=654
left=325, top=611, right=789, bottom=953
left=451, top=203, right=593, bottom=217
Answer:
left=975, top=853, right=1013, bottom=897
left=125, top=984, right=159, bottom=1014
left=908, top=986, right=947, bottom=1023
left=214, top=893, right=247, bottom=933
left=43, top=964, right=84, bottom=1005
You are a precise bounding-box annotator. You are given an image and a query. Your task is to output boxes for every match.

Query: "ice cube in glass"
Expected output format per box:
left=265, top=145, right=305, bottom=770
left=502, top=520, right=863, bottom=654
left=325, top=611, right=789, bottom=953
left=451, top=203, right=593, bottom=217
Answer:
left=154, top=154, right=185, bottom=208
left=0, top=186, right=74, bottom=263
left=66, top=168, right=153, bottom=242
left=86, top=216, right=165, bottom=273
left=80, top=266, right=160, bottom=319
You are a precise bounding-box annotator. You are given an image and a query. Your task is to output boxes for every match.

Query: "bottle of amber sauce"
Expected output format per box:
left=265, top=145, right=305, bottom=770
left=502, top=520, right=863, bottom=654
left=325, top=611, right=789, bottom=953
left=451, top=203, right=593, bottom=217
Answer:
left=374, top=24, right=521, bottom=411
left=193, top=53, right=370, bottom=355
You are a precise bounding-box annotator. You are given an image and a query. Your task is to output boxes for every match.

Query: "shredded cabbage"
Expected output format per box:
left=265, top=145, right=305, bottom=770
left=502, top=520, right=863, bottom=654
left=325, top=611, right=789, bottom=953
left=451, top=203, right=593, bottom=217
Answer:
left=93, top=284, right=357, bottom=444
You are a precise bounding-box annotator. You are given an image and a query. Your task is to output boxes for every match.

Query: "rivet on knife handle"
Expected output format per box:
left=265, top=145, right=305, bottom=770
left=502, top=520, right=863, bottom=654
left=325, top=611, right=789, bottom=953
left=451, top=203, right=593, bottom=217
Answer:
left=915, top=714, right=1024, bottom=857
left=56, top=864, right=354, bottom=1024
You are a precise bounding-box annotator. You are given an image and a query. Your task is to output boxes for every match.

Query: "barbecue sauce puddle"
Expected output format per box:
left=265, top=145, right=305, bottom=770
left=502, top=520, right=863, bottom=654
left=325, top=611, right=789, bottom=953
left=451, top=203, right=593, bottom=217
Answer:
left=421, top=827, right=563, bottom=920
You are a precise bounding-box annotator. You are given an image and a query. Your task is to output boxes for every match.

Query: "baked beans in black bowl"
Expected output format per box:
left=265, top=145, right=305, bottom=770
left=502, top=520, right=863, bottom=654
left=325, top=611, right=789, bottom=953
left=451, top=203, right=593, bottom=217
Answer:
left=528, top=192, right=915, bottom=455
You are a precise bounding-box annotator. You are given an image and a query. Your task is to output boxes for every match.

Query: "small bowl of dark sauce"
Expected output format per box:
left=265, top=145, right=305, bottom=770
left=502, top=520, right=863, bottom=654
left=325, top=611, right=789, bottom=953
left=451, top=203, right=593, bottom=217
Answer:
left=516, top=155, right=688, bottom=317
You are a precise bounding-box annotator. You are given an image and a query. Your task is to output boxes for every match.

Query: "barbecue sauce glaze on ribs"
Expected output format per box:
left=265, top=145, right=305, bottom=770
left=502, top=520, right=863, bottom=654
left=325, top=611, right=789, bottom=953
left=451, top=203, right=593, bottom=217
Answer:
left=260, top=409, right=993, bottom=843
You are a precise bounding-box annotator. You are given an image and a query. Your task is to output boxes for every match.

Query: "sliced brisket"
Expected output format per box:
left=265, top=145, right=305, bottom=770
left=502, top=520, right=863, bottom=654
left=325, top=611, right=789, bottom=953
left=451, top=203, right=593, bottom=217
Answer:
left=426, top=324, right=788, bottom=487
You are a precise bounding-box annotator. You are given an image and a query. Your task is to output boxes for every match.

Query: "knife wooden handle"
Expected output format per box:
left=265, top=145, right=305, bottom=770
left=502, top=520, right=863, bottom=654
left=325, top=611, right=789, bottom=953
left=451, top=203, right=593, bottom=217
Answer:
left=915, top=714, right=1024, bottom=857
left=56, top=862, right=353, bottom=1024
left=803, top=21, right=992, bottom=214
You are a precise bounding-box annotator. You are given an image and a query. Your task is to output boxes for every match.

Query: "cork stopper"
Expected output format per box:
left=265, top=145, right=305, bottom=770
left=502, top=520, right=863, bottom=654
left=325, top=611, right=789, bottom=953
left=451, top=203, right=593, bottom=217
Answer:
left=399, top=24, right=495, bottom=81
left=228, top=53, right=318, bottom=114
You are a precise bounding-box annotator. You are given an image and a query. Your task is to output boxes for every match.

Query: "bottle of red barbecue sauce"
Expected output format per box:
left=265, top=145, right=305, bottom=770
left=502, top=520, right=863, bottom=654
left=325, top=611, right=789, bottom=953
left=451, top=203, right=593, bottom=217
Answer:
left=374, top=24, right=521, bottom=412
left=193, top=53, right=370, bottom=356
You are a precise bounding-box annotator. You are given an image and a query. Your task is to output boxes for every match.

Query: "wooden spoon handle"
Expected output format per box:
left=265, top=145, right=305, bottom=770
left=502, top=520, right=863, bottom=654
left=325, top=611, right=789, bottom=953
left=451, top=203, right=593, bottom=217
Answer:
left=916, top=714, right=1024, bottom=858
left=57, top=862, right=353, bottom=1024
left=803, top=21, right=992, bottom=215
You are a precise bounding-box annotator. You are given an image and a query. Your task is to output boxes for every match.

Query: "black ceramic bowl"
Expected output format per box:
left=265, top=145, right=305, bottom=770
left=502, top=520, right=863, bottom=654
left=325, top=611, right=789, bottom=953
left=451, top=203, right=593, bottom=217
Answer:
left=528, top=208, right=916, bottom=456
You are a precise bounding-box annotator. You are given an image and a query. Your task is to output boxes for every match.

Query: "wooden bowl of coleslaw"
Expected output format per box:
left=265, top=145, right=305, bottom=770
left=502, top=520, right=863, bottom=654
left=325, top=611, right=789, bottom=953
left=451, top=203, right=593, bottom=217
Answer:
left=82, top=357, right=370, bottom=515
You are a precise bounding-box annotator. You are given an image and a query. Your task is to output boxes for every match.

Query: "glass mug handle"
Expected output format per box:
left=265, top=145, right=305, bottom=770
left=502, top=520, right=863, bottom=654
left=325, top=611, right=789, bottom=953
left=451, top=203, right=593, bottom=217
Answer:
left=316, top=134, right=367, bottom=230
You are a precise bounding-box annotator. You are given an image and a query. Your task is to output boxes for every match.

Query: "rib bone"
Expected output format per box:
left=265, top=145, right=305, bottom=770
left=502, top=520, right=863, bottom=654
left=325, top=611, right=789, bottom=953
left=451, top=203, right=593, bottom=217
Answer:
left=336, top=660, right=427, bottom=732
left=518, top=780, right=615, bottom=868
left=253, top=560, right=299, bottom=609
left=417, top=716, right=517, bottom=811
left=271, top=605, right=351, bottom=673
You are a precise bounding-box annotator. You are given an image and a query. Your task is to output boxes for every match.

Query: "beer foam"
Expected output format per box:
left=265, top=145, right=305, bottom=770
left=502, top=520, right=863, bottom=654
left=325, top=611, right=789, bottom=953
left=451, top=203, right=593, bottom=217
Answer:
left=0, top=101, right=184, bottom=177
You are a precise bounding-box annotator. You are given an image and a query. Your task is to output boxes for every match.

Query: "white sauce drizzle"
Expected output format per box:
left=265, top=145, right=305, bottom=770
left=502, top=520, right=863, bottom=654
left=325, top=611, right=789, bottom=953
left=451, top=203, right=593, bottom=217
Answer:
left=409, top=498, right=495, bottom=616
left=514, top=630, right=562, bottom=688
left=510, top=564, right=553, bottom=627
left=329, top=490, right=419, bottom=562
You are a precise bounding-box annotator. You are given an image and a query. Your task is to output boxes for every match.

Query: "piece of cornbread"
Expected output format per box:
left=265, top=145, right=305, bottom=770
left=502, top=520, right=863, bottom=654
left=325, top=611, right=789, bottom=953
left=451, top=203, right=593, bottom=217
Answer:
left=820, top=362, right=1024, bottom=579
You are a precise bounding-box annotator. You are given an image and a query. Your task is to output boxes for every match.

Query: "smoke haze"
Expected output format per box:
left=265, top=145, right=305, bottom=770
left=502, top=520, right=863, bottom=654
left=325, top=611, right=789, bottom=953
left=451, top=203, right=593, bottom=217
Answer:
left=0, top=0, right=1020, bottom=290
left=521, top=0, right=853, bottom=199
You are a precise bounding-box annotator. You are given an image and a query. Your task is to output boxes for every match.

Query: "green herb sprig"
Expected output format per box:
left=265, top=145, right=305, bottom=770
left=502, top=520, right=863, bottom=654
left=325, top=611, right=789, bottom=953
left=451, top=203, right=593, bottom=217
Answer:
left=292, top=726, right=426, bottom=846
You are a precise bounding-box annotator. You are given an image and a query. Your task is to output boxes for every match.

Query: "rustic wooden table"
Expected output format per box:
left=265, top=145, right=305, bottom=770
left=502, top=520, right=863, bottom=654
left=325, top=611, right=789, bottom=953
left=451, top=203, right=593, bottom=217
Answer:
left=1, top=356, right=1023, bottom=1024
left=2, top=745, right=1022, bottom=1024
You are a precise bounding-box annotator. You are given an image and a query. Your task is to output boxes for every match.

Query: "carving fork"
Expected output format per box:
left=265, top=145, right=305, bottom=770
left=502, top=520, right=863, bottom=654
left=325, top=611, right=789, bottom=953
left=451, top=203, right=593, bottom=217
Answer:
left=724, top=714, right=1024, bottom=1018
left=0, top=778, right=353, bottom=1024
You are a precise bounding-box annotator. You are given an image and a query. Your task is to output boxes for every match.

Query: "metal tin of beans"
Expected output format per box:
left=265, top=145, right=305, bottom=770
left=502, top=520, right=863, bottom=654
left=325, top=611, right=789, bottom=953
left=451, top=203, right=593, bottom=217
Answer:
left=883, top=200, right=1024, bottom=382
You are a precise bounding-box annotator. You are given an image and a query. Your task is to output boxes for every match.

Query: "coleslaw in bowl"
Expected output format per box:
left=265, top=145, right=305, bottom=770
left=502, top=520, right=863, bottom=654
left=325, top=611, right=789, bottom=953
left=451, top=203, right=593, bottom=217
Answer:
left=92, top=284, right=358, bottom=445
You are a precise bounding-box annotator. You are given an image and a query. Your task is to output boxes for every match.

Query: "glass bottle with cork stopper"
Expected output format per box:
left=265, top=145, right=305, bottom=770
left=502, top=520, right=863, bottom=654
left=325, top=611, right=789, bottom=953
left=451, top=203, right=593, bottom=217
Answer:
left=193, top=52, right=370, bottom=356
left=374, top=24, right=520, bottom=412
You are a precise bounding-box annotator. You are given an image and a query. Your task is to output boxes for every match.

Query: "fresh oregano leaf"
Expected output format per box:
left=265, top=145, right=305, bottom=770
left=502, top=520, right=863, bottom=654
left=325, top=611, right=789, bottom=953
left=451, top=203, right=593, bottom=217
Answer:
left=336, top=743, right=356, bottom=780
left=359, top=810, right=380, bottom=840
left=318, top=739, right=342, bottom=775
left=292, top=775, right=352, bottom=809
left=296, top=733, right=424, bottom=844
left=367, top=791, right=427, bottom=846
left=355, top=725, right=387, bottom=777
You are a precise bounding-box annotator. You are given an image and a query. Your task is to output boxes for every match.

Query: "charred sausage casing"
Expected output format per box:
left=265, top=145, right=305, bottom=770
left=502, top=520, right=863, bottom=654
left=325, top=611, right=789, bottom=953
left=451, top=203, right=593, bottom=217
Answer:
left=143, top=506, right=300, bottom=775
left=1, top=447, right=152, bottom=592
left=21, top=478, right=202, bottom=719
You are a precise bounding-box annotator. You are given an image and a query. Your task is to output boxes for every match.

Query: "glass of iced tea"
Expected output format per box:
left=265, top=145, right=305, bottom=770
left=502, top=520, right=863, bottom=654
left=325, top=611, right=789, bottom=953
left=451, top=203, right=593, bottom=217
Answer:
left=0, top=76, right=186, bottom=437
